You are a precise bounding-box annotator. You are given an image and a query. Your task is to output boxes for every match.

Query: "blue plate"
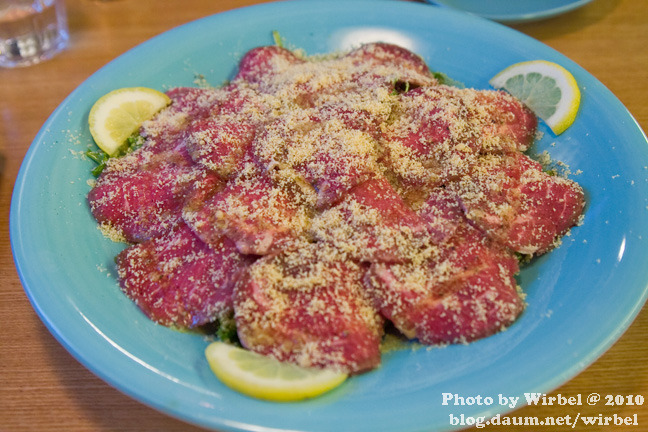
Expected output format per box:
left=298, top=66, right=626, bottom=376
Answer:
left=10, top=1, right=648, bottom=431
left=425, top=0, right=595, bottom=23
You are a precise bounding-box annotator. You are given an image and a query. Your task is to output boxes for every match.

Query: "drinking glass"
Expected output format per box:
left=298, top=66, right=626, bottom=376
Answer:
left=0, top=0, right=69, bottom=67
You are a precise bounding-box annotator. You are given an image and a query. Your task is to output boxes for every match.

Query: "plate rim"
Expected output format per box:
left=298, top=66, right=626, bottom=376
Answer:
left=425, top=0, right=595, bottom=23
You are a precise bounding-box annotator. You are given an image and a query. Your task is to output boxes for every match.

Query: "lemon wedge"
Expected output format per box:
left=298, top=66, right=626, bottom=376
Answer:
left=88, top=87, right=171, bottom=156
left=205, top=342, right=348, bottom=402
left=489, top=60, right=580, bottom=135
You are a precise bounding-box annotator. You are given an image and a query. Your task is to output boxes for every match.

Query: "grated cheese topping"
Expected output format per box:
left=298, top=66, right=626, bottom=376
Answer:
left=88, top=42, right=585, bottom=373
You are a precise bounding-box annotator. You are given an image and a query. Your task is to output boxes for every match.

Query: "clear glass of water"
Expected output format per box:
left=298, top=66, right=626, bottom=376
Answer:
left=0, top=0, right=69, bottom=68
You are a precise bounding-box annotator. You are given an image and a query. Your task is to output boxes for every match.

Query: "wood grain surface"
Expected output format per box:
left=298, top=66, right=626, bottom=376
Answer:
left=1, top=1, right=646, bottom=431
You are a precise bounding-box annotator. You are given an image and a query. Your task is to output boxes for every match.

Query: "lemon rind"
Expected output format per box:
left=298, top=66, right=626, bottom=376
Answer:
left=88, top=87, right=170, bottom=156
left=205, top=342, right=348, bottom=402
left=489, top=60, right=580, bottom=135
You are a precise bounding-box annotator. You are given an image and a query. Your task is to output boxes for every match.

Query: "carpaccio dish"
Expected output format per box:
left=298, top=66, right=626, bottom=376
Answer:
left=87, top=42, right=585, bottom=375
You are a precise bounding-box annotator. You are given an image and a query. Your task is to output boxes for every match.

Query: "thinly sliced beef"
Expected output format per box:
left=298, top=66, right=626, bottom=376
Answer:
left=234, top=244, right=384, bottom=374
left=310, top=177, right=429, bottom=262
left=88, top=147, right=222, bottom=243
left=317, top=104, right=383, bottom=141
left=294, top=142, right=378, bottom=209
left=380, top=86, right=537, bottom=203
left=416, top=187, right=466, bottom=244
left=116, top=223, right=250, bottom=328
left=88, top=86, right=231, bottom=243
left=344, top=42, right=436, bottom=89
left=87, top=42, right=586, bottom=372
left=253, top=113, right=379, bottom=209
left=140, top=87, right=227, bottom=155
left=183, top=169, right=312, bottom=255
left=164, top=87, right=225, bottom=120
left=380, top=86, right=479, bottom=199
left=472, top=90, right=538, bottom=152
left=364, top=223, right=523, bottom=345
left=184, top=117, right=256, bottom=177
left=234, top=45, right=305, bottom=87
left=451, top=152, right=585, bottom=254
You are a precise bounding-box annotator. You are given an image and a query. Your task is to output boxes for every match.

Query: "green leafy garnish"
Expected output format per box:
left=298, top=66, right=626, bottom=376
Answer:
left=391, top=79, right=411, bottom=95
left=216, top=314, right=239, bottom=344
left=85, top=150, right=109, bottom=176
left=86, top=133, right=145, bottom=176
left=125, top=133, right=145, bottom=153
left=515, top=252, right=534, bottom=266
left=433, top=71, right=465, bottom=88
left=272, top=30, right=283, bottom=48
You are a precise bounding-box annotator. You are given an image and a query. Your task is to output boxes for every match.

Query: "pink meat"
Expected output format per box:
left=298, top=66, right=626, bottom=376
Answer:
left=86, top=42, right=585, bottom=362
left=451, top=152, right=585, bottom=255
left=344, top=42, right=436, bottom=89
left=116, top=223, right=251, bottom=328
left=234, top=245, right=384, bottom=374
left=216, top=82, right=276, bottom=122
left=311, top=177, right=429, bottom=262
left=234, top=45, right=304, bottom=86
left=252, top=114, right=379, bottom=209
left=165, top=86, right=224, bottom=118
left=416, top=187, right=466, bottom=244
left=379, top=86, right=479, bottom=199
left=472, top=90, right=538, bottom=152
left=287, top=68, right=396, bottom=110
left=140, top=87, right=226, bottom=154
left=182, top=169, right=311, bottom=255
left=88, top=148, right=223, bottom=243
left=380, top=86, right=538, bottom=202
left=184, top=118, right=256, bottom=177
left=317, top=104, right=382, bottom=141
left=294, top=148, right=377, bottom=209
left=364, top=223, right=523, bottom=345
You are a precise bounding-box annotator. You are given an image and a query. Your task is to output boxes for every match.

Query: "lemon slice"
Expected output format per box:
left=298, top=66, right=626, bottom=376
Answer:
left=205, top=342, right=348, bottom=402
left=489, top=60, right=580, bottom=135
left=88, top=87, right=171, bottom=156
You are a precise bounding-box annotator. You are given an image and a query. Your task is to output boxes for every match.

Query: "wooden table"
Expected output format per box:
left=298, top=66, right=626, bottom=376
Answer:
left=1, top=1, right=646, bottom=431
